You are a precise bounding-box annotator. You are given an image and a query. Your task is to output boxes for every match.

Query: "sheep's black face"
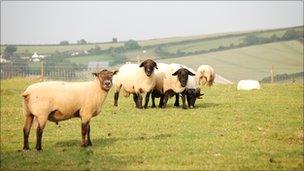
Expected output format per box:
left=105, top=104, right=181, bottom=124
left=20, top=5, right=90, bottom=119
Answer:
left=139, top=59, right=158, bottom=77
left=186, top=89, right=197, bottom=108
left=186, top=88, right=204, bottom=108
left=172, top=68, right=195, bottom=87
left=93, top=69, right=118, bottom=91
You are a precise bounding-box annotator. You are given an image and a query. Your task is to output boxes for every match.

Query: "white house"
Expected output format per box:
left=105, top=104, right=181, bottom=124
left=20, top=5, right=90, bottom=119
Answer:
left=31, top=52, right=46, bottom=62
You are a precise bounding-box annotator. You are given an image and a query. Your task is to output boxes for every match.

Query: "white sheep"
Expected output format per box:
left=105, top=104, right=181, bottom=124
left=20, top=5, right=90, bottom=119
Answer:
left=196, top=65, right=215, bottom=86
left=113, top=59, right=158, bottom=109
left=151, top=63, right=195, bottom=108
left=21, top=69, right=117, bottom=151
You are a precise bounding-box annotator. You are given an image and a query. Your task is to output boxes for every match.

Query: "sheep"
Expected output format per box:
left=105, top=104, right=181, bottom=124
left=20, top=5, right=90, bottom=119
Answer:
left=113, top=59, right=158, bottom=109
left=151, top=63, right=196, bottom=108
left=174, top=65, right=204, bottom=109
left=21, top=69, right=117, bottom=151
left=196, top=65, right=215, bottom=86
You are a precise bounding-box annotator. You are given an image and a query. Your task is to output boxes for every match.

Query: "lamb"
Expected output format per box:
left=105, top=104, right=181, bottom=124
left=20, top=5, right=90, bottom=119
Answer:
left=113, top=59, right=158, bottom=109
left=21, top=69, right=117, bottom=151
left=196, top=65, right=215, bottom=86
left=151, top=63, right=195, bottom=108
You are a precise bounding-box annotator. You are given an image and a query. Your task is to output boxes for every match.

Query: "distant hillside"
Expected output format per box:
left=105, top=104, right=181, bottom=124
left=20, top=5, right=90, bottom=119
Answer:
left=1, top=25, right=302, bottom=55
left=157, top=40, right=303, bottom=83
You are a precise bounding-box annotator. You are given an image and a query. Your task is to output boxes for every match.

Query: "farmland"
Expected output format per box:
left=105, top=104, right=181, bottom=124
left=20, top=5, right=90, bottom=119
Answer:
left=0, top=77, right=303, bottom=170
left=157, top=40, right=303, bottom=82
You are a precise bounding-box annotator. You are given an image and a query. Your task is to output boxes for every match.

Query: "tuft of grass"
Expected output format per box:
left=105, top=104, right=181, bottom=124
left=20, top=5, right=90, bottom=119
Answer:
left=1, top=78, right=303, bottom=170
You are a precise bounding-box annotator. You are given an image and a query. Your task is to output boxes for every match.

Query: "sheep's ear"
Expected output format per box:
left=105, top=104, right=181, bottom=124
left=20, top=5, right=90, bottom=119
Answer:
left=172, top=70, right=179, bottom=76
left=139, top=61, right=145, bottom=67
left=113, top=70, right=119, bottom=75
left=154, top=63, right=158, bottom=69
left=92, top=72, right=98, bottom=77
left=187, top=69, right=195, bottom=76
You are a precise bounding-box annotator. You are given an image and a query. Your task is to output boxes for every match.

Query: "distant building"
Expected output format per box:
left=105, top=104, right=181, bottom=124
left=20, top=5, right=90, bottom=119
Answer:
left=31, top=52, right=46, bottom=62
left=88, top=61, right=109, bottom=71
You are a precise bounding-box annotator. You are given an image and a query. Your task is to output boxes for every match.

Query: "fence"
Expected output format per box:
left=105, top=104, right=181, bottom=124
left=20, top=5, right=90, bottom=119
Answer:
left=0, top=61, right=109, bottom=81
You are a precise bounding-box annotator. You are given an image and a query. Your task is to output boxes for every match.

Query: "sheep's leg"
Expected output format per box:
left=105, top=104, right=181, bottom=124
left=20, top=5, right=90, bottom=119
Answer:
left=114, top=92, right=119, bottom=106
left=174, top=93, right=180, bottom=107
left=151, top=91, right=156, bottom=108
left=132, top=93, right=139, bottom=107
left=144, top=92, right=151, bottom=109
left=87, top=123, right=92, bottom=146
left=23, top=114, right=34, bottom=150
left=136, top=93, right=143, bottom=109
left=35, top=116, right=48, bottom=151
left=81, top=122, right=90, bottom=147
left=159, top=95, right=164, bottom=108
left=162, top=93, right=170, bottom=108
left=181, top=91, right=187, bottom=109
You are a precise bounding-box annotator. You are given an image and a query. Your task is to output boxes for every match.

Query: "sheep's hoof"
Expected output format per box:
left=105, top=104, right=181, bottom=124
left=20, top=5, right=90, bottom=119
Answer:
left=174, top=104, right=180, bottom=107
left=151, top=105, right=156, bottom=108
left=88, top=142, right=92, bottom=146
left=144, top=106, right=148, bottom=109
left=36, top=147, right=43, bottom=151
left=23, top=148, right=30, bottom=152
left=182, top=106, right=188, bottom=109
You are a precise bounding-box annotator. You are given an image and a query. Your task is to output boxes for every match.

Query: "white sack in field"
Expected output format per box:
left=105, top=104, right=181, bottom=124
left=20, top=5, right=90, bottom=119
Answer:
left=237, top=80, right=261, bottom=90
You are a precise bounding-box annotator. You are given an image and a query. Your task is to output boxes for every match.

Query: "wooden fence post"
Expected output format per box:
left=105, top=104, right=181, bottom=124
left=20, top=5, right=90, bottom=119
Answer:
left=41, top=61, right=44, bottom=81
left=270, top=65, right=274, bottom=83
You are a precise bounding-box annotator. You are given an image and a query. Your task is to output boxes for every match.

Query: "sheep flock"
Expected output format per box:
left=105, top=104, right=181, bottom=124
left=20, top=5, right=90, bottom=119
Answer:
left=21, top=59, right=215, bottom=150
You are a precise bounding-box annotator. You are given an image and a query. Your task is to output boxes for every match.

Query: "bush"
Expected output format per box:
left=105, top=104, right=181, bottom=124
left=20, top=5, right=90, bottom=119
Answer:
left=124, top=40, right=140, bottom=50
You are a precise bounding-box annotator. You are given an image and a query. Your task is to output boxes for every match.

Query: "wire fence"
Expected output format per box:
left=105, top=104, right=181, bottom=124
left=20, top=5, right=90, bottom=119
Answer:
left=0, top=61, right=303, bottom=83
left=0, top=61, right=112, bottom=81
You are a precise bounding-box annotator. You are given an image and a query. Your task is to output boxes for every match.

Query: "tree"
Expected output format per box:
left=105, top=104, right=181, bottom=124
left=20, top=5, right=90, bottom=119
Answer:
left=3, top=45, right=17, bottom=60
left=282, top=29, right=300, bottom=40
left=243, top=34, right=260, bottom=45
left=60, top=40, right=69, bottom=45
left=124, top=40, right=140, bottom=50
left=77, top=39, right=87, bottom=44
left=112, top=38, right=118, bottom=43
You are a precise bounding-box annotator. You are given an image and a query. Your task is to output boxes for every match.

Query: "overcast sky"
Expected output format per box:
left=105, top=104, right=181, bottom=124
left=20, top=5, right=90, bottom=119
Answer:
left=1, top=1, right=303, bottom=45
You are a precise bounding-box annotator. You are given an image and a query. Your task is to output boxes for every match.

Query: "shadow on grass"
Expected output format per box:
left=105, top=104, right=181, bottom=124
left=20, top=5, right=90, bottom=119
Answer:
left=55, top=133, right=173, bottom=148
left=196, top=102, right=220, bottom=108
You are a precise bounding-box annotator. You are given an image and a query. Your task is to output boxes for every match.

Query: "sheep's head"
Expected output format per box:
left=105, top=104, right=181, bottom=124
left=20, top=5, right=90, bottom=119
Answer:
left=172, top=68, right=195, bottom=87
left=139, top=59, right=158, bottom=77
left=185, top=88, right=204, bottom=108
left=93, top=69, right=118, bottom=91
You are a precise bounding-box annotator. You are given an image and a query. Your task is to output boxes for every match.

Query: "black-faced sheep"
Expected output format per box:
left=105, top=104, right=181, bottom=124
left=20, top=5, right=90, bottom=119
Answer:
left=174, top=66, right=204, bottom=109
left=113, top=59, right=158, bottom=109
left=151, top=63, right=195, bottom=108
left=22, top=69, right=117, bottom=151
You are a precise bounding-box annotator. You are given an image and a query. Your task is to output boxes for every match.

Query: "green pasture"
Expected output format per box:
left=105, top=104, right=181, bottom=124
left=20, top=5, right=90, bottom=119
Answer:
left=67, top=54, right=112, bottom=65
left=158, top=40, right=303, bottom=82
left=0, top=77, right=303, bottom=170
left=0, top=43, right=123, bottom=54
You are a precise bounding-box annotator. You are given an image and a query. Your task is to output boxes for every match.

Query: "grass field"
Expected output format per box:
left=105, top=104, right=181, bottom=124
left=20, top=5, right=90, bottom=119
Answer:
left=0, top=77, right=303, bottom=170
left=158, top=40, right=303, bottom=82
left=67, top=54, right=112, bottom=65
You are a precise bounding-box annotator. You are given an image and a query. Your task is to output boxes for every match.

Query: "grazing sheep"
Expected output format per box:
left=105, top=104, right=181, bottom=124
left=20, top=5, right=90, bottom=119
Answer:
left=174, top=65, right=204, bottom=109
left=22, top=69, right=117, bottom=151
left=151, top=63, right=195, bottom=108
left=113, top=59, right=158, bottom=109
left=196, top=65, right=215, bottom=86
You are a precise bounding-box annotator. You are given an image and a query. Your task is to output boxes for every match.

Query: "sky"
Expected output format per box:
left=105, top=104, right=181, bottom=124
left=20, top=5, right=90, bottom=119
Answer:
left=1, top=1, right=303, bottom=45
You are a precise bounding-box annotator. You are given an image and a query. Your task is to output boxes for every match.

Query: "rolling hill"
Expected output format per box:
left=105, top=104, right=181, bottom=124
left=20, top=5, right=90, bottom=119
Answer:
left=157, top=40, right=303, bottom=82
